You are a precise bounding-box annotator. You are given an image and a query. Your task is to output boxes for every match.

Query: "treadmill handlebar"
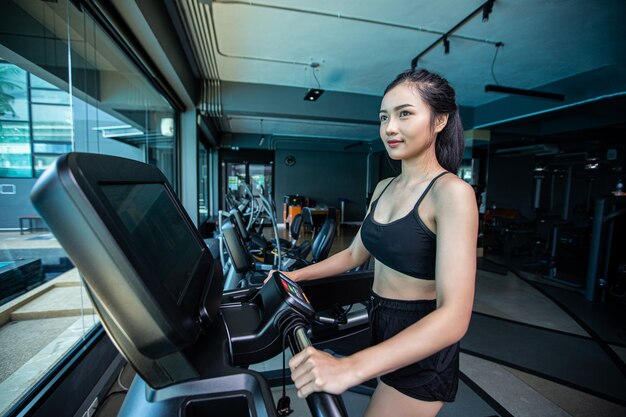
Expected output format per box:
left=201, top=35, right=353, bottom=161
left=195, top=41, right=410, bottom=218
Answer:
left=289, top=326, right=349, bottom=417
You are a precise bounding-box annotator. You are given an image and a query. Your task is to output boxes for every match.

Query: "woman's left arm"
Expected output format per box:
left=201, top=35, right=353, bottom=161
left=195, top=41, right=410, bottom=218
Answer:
left=289, top=178, right=478, bottom=398
left=432, top=177, right=478, bottom=339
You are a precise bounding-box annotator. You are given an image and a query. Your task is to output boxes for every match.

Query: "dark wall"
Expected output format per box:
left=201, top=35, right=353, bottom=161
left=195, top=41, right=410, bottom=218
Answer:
left=486, top=139, right=625, bottom=222
left=0, top=178, right=39, bottom=230
left=486, top=154, right=536, bottom=219
left=275, top=149, right=368, bottom=222
left=378, top=152, right=401, bottom=179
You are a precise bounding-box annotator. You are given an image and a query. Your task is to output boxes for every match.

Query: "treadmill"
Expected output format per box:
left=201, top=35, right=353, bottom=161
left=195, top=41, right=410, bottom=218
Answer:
left=31, top=153, right=373, bottom=417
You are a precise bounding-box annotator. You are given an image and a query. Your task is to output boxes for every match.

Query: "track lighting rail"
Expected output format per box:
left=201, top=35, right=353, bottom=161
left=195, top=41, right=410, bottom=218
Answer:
left=411, top=0, right=499, bottom=68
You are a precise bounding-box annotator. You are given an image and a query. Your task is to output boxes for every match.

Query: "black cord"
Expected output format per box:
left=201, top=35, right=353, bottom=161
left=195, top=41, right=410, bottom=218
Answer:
left=312, top=68, right=321, bottom=89
left=281, top=327, right=291, bottom=398
left=276, top=315, right=308, bottom=416
left=490, top=42, right=503, bottom=85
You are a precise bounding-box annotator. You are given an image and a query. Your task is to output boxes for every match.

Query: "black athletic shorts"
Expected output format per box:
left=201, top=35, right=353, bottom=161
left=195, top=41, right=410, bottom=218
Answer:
left=368, top=292, right=459, bottom=402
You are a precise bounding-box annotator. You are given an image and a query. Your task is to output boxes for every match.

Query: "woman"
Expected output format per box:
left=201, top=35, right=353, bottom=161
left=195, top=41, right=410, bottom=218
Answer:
left=274, top=68, right=477, bottom=417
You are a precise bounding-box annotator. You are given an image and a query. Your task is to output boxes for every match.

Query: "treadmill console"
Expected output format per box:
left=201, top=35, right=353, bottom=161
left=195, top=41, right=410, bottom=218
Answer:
left=222, top=271, right=315, bottom=365
left=274, top=272, right=315, bottom=319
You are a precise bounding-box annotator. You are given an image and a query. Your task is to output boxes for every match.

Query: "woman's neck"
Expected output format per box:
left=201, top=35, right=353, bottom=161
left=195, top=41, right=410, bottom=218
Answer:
left=399, top=152, right=443, bottom=185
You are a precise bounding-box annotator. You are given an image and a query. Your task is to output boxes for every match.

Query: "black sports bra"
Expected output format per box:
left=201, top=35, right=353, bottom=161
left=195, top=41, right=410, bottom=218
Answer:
left=361, top=172, right=448, bottom=279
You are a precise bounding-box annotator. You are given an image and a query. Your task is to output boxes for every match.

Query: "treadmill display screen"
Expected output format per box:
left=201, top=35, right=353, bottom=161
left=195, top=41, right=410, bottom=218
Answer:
left=101, top=183, right=203, bottom=303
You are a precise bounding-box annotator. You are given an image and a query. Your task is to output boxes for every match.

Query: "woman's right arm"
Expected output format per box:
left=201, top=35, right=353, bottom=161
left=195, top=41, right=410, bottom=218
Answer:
left=285, top=233, right=370, bottom=282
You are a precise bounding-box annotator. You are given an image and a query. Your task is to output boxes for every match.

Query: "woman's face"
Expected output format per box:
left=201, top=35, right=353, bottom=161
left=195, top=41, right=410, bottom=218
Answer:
left=379, top=83, right=442, bottom=161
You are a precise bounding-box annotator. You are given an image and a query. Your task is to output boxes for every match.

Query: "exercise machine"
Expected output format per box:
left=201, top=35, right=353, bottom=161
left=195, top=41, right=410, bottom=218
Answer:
left=585, top=195, right=626, bottom=301
left=531, top=162, right=596, bottom=286
left=31, top=153, right=373, bottom=417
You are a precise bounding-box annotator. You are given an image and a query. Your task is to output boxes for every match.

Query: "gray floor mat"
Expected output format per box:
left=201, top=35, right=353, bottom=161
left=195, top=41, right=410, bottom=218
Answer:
left=462, top=313, right=626, bottom=404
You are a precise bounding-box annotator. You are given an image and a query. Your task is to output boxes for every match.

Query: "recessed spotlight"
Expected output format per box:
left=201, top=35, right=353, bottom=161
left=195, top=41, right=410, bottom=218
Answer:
left=304, top=89, right=324, bottom=101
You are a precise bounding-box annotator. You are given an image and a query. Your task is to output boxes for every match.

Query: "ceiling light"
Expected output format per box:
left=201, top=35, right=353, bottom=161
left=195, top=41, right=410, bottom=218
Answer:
left=443, top=36, right=450, bottom=54
left=305, top=61, right=325, bottom=101
left=304, top=88, right=324, bottom=101
left=482, top=0, right=494, bottom=22
left=410, top=0, right=501, bottom=69
left=484, top=84, right=565, bottom=101
left=258, top=119, right=266, bottom=146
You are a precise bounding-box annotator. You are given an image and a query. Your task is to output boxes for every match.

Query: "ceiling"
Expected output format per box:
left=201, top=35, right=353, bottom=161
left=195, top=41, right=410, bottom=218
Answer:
left=167, top=0, right=626, bottom=144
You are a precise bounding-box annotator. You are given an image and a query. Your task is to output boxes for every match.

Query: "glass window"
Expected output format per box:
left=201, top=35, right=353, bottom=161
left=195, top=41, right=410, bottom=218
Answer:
left=225, top=162, right=247, bottom=197
left=0, top=63, right=29, bottom=122
left=0, top=121, right=31, bottom=177
left=31, top=104, right=73, bottom=143
left=29, top=75, right=58, bottom=90
left=0, top=0, right=180, bottom=414
left=198, top=142, right=209, bottom=225
left=30, top=89, right=70, bottom=106
left=32, top=142, right=72, bottom=154
left=33, top=154, right=61, bottom=176
left=249, top=163, right=273, bottom=196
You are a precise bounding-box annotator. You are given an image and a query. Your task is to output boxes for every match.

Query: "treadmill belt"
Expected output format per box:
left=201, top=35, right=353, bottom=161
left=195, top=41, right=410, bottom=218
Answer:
left=462, top=313, right=626, bottom=404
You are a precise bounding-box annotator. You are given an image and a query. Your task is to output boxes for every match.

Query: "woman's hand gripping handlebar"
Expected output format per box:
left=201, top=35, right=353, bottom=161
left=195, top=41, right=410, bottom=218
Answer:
left=287, top=325, right=349, bottom=417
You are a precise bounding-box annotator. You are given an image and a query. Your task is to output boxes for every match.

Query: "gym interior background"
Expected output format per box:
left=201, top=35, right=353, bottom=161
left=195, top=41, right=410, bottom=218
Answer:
left=0, top=1, right=624, bottom=416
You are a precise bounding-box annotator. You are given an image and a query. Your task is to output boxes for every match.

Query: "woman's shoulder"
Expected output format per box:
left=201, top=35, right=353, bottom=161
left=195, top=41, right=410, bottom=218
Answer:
left=376, top=176, right=396, bottom=189
left=371, top=177, right=396, bottom=201
left=431, top=174, right=476, bottom=206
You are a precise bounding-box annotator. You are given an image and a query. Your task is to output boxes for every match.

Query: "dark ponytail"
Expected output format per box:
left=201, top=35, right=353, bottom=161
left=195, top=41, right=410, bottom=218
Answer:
left=384, top=68, right=465, bottom=173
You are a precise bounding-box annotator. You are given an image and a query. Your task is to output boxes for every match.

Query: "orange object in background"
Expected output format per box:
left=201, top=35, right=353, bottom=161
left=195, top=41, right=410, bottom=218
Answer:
left=283, top=204, right=302, bottom=232
left=283, top=195, right=305, bottom=233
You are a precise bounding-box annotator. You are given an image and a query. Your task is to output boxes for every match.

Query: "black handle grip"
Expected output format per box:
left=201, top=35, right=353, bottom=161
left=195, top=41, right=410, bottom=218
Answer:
left=288, top=326, right=348, bottom=417
left=305, top=393, right=348, bottom=417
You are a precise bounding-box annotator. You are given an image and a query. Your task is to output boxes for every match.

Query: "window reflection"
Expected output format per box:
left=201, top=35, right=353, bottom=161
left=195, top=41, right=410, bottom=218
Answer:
left=0, top=64, right=28, bottom=121
left=198, top=142, right=209, bottom=224
left=0, top=121, right=31, bottom=177
left=30, top=88, right=70, bottom=105
left=0, top=0, right=179, bottom=414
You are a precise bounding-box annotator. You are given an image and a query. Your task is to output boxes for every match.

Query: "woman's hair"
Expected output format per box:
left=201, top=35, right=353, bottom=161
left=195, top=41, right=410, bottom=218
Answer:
left=384, top=68, right=464, bottom=173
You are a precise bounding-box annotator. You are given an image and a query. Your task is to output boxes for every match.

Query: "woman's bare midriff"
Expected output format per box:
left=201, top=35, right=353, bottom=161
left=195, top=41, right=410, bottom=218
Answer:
left=371, top=261, right=437, bottom=301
